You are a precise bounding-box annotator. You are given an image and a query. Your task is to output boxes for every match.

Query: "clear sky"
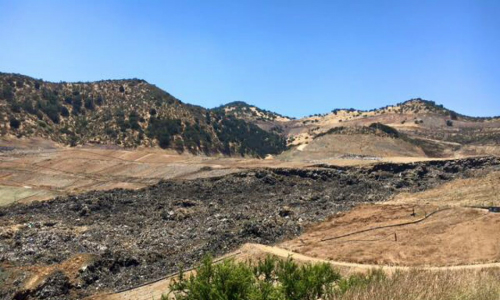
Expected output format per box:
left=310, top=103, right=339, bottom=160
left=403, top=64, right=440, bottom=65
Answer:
left=1, top=0, right=499, bottom=118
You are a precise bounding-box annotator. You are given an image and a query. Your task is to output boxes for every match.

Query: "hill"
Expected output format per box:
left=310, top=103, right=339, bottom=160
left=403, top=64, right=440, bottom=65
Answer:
left=209, top=98, right=500, bottom=160
left=212, top=101, right=293, bottom=134
left=0, top=73, right=286, bottom=157
left=276, top=99, right=500, bottom=159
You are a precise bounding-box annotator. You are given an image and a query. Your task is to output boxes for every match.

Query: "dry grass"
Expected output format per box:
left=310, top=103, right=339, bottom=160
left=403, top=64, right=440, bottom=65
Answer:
left=335, top=268, right=500, bottom=300
left=386, top=170, right=500, bottom=207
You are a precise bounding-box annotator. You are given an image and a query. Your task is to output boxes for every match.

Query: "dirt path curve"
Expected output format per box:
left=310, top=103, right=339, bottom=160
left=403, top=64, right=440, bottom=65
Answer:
left=87, top=243, right=500, bottom=300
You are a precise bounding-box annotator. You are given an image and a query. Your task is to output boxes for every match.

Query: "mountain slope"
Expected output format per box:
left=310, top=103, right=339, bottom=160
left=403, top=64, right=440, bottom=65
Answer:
left=283, top=100, right=500, bottom=159
left=0, top=73, right=286, bottom=157
left=212, top=101, right=293, bottom=134
left=213, top=98, right=500, bottom=159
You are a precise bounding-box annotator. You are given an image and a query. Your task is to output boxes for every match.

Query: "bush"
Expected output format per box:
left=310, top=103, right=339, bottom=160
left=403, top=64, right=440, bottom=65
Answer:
left=446, top=120, right=453, bottom=127
left=2, top=84, right=14, bottom=102
left=60, top=106, right=70, bottom=117
left=72, top=95, right=82, bottom=114
left=9, top=117, right=20, bottom=129
left=167, top=256, right=341, bottom=300
left=128, top=111, right=141, bottom=130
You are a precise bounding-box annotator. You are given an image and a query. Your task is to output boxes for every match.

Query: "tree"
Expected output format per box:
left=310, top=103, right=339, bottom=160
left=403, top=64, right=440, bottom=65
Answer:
left=158, top=132, right=171, bottom=148
left=72, top=95, right=82, bottom=114
left=84, top=98, right=95, bottom=110
left=129, top=111, right=141, bottom=130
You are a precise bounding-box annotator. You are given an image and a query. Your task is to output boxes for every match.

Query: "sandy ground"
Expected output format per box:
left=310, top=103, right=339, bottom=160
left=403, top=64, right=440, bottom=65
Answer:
left=281, top=134, right=426, bottom=162
left=0, top=137, right=443, bottom=206
left=0, top=138, right=314, bottom=205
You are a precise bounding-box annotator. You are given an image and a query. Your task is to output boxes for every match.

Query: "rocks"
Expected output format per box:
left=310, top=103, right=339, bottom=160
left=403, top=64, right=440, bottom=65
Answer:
left=0, top=157, right=498, bottom=299
left=279, top=206, right=294, bottom=217
left=12, top=271, right=72, bottom=300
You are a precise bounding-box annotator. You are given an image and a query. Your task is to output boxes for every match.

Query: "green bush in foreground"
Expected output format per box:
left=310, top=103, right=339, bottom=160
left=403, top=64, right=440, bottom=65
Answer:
left=166, top=256, right=344, bottom=300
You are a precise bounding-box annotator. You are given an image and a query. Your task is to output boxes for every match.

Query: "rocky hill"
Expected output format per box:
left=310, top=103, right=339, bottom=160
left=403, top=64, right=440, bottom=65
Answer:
left=0, top=73, right=286, bottom=157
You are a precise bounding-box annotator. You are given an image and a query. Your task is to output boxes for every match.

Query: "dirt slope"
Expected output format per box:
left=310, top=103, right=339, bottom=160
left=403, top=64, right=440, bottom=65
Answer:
left=281, top=205, right=500, bottom=266
left=280, top=134, right=426, bottom=162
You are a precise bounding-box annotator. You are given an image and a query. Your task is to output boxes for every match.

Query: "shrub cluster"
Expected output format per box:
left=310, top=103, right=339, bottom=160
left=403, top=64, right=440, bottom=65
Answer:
left=167, top=256, right=386, bottom=300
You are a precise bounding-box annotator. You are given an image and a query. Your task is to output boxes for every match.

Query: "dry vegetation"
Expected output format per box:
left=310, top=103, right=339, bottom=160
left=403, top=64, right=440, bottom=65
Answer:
left=387, top=170, right=500, bottom=207
left=333, top=268, right=500, bottom=300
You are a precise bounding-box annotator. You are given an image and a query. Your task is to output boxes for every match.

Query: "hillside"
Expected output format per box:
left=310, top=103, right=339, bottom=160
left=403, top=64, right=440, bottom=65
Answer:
left=207, top=98, right=500, bottom=160
left=286, top=98, right=500, bottom=146
left=223, top=98, right=500, bottom=159
left=2, top=72, right=499, bottom=159
left=212, top=101, right=293, bottom=133
left=0, top=73, right=286, bottom=157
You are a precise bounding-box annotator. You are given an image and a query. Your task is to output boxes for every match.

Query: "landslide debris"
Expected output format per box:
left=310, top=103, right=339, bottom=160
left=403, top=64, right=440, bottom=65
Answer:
left=0, top=157, right=498, bottom=299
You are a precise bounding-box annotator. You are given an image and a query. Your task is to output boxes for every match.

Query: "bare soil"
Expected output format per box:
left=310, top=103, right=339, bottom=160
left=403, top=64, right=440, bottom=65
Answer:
left=281, top=205, right=500, bottom=266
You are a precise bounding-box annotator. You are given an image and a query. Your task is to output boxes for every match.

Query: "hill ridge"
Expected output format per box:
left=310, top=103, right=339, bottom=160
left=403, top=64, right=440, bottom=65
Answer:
left=0, top=72, right=286, bottom=157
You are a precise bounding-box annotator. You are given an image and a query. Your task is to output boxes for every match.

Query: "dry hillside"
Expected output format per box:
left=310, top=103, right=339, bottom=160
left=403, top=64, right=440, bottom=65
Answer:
left=0, top=73, right=286, bottom=157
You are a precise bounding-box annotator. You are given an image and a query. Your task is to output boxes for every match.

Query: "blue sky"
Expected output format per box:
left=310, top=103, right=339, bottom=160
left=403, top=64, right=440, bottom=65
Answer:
left=1, top=0, right=499, bottom=118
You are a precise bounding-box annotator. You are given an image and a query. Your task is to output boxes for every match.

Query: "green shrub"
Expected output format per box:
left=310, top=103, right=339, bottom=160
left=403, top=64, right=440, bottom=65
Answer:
left=37, top=120, right=47, bottom=128
left=167, top=256, right=341, bottom=300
